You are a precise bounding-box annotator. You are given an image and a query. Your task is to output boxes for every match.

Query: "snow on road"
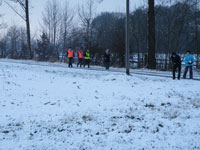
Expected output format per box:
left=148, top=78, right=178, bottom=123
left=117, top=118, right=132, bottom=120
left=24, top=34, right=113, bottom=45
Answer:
left=0, top=60, right=200, bottom=150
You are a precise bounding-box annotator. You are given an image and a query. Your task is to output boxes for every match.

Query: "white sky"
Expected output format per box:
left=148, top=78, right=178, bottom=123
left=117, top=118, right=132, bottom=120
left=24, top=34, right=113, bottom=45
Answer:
left=0, top=0, right=145, bottom=36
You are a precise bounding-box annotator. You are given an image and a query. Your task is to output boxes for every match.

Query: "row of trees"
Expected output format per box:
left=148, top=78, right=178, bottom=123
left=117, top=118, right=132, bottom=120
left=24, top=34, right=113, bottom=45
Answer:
left=0, top=0, right=200, bottom=69
left=3, top=0, right=32, bottom=58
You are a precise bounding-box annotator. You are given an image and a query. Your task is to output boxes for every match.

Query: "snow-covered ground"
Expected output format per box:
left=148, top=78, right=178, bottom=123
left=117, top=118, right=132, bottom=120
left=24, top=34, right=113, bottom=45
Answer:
left=0, top=60, right=200, bottom=150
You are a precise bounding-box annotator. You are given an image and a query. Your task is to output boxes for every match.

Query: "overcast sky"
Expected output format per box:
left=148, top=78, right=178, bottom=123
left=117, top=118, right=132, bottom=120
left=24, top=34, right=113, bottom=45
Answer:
left=0, top=0, right=146, bottom=35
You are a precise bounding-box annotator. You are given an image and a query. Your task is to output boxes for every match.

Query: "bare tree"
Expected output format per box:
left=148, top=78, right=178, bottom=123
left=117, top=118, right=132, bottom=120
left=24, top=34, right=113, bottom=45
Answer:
left=130, top=8, right=148, bottom=68
left=4, top=0, right=32, bottom=59
left=60, top=0, right=74, bottom=61
left=0, top=1, right=4, bottom=29
left=0, top=1, right=7, bottom=30
left=156, top=0, right=175, bottom=70
left=155, top=0, right=196, bottom=70
left=0, top=14, right=6, bottom=29
left=42, top=0, right=60, bottom=59
left=0, top=37, right=8, bottom=57
left=7, top=25, right=20, bottom=58
left=18, top=27, right=28, bottom=58
left=78, top=0, right=96, bottom=49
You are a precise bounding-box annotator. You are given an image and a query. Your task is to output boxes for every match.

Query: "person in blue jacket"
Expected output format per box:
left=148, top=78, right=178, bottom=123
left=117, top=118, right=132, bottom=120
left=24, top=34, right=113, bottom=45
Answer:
left=183, top=51, right=195, bottom=79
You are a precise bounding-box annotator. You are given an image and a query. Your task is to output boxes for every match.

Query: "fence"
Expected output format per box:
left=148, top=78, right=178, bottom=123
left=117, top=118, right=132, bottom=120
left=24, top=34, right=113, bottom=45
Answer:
left=130, top=57, right=200, bottom=71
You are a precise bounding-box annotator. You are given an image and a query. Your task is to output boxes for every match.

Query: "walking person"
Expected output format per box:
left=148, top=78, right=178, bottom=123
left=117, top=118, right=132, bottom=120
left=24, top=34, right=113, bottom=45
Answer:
left=67, top=48, right=74, bottom=68
left=183, top=51, right=195, bottom=79
left=171, top=52, right=181, bottom=80
left=104, top=49, right=111, bottom=70
left=84, top=49, right=91, bottom=68
left=77, top=49, right=84, bottom=68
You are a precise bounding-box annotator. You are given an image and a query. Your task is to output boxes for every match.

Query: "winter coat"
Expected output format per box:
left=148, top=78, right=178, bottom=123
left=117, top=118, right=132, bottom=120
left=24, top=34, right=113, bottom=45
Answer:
left=77, top=51, right=84, bottom=59
left=84, top=52, right=90, bottom=60
left=184, top=54, right=195, bottom=66
left=171, top=54, right=181, bottom=66
left=104, top=52, right=110, bottom=62
left=66, top=51, right=74, bottom=58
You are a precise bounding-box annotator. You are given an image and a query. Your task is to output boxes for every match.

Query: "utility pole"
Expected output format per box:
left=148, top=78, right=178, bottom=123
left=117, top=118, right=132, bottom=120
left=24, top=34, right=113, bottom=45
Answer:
left=25, top=0, right=32, bottom=59
left=126, top=0, right=130, bottom=75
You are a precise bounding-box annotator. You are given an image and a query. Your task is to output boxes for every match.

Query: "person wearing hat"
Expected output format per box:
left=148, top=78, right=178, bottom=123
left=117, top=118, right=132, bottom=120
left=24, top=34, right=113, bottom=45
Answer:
left=171, top=52, right=182, bottom=80
left=183, top=51, right=195, bottom=79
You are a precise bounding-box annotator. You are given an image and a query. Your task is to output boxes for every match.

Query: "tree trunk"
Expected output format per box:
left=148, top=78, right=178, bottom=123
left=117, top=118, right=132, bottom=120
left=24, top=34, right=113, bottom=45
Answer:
left=147, top=0, right=156, bottom=69
left=62, top=30, right=67, bottom=62
left=195, top=0, right=199, bottom=69
left=25, top=0, right=32, bottom=59
left=137, top=48, right=140, bottom=68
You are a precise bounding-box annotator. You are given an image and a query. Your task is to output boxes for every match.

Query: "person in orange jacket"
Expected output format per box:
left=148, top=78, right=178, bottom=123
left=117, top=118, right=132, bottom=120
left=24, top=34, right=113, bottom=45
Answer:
left=77, top=49, right=84, bottom=68
left=66, top=47, right=74, bottom=68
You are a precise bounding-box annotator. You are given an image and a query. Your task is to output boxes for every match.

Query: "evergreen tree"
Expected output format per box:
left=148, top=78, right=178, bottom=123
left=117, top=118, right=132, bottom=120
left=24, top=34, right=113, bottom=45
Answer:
left=36, top=33, right=52, bottom=61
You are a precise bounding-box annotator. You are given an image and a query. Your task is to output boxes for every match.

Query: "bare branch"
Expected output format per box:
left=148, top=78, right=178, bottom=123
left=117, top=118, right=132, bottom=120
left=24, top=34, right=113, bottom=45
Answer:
left=16, top=0, right=26, bottom=10
left=4, top=0, right=26, bottom=21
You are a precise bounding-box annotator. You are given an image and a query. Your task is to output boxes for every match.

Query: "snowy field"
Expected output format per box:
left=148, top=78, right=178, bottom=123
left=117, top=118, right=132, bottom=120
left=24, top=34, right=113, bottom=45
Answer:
left=0, top=60, right=200, bottom=150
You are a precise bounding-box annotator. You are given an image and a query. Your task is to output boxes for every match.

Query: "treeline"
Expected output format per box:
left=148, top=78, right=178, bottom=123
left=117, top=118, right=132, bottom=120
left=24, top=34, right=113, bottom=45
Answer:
left=0, top=0, right=200, bottom=68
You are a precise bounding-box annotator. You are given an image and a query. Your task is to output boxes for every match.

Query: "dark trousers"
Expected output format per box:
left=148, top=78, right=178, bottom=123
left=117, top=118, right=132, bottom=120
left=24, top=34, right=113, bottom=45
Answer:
left=105, top=62, right=110, bottom=70
left=84, top=59, right=90, bottom=68
left=173, top=64, right=181, bottom=80
left=68, top=58, right=73, bottom=68
left=183, top=66, right=193, bottom=79
left=77, top=58, right=83, bottom=67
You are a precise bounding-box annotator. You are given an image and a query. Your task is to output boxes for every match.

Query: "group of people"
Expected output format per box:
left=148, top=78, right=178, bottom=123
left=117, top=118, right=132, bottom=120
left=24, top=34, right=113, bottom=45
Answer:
left=66, top=48, right=196, bottom=79
left=66, top=48, right=111, bottom=70
left=171, top=51, right=195, bottom=80
left=66, top=48, right=91, bottom=68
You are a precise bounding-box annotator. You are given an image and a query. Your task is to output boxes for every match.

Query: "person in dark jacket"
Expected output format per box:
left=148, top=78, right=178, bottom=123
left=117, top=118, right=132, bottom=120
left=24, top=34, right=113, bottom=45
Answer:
left=171, top=52, right=181, bottom=80
left=104, top=49, right=110, bottom=70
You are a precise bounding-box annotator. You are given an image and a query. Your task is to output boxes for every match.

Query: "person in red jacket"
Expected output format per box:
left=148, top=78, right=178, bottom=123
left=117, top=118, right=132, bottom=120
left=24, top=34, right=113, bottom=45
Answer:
left=77, top=50, right=84, bottom=67
left=66, top=47, right=74, bottom=68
